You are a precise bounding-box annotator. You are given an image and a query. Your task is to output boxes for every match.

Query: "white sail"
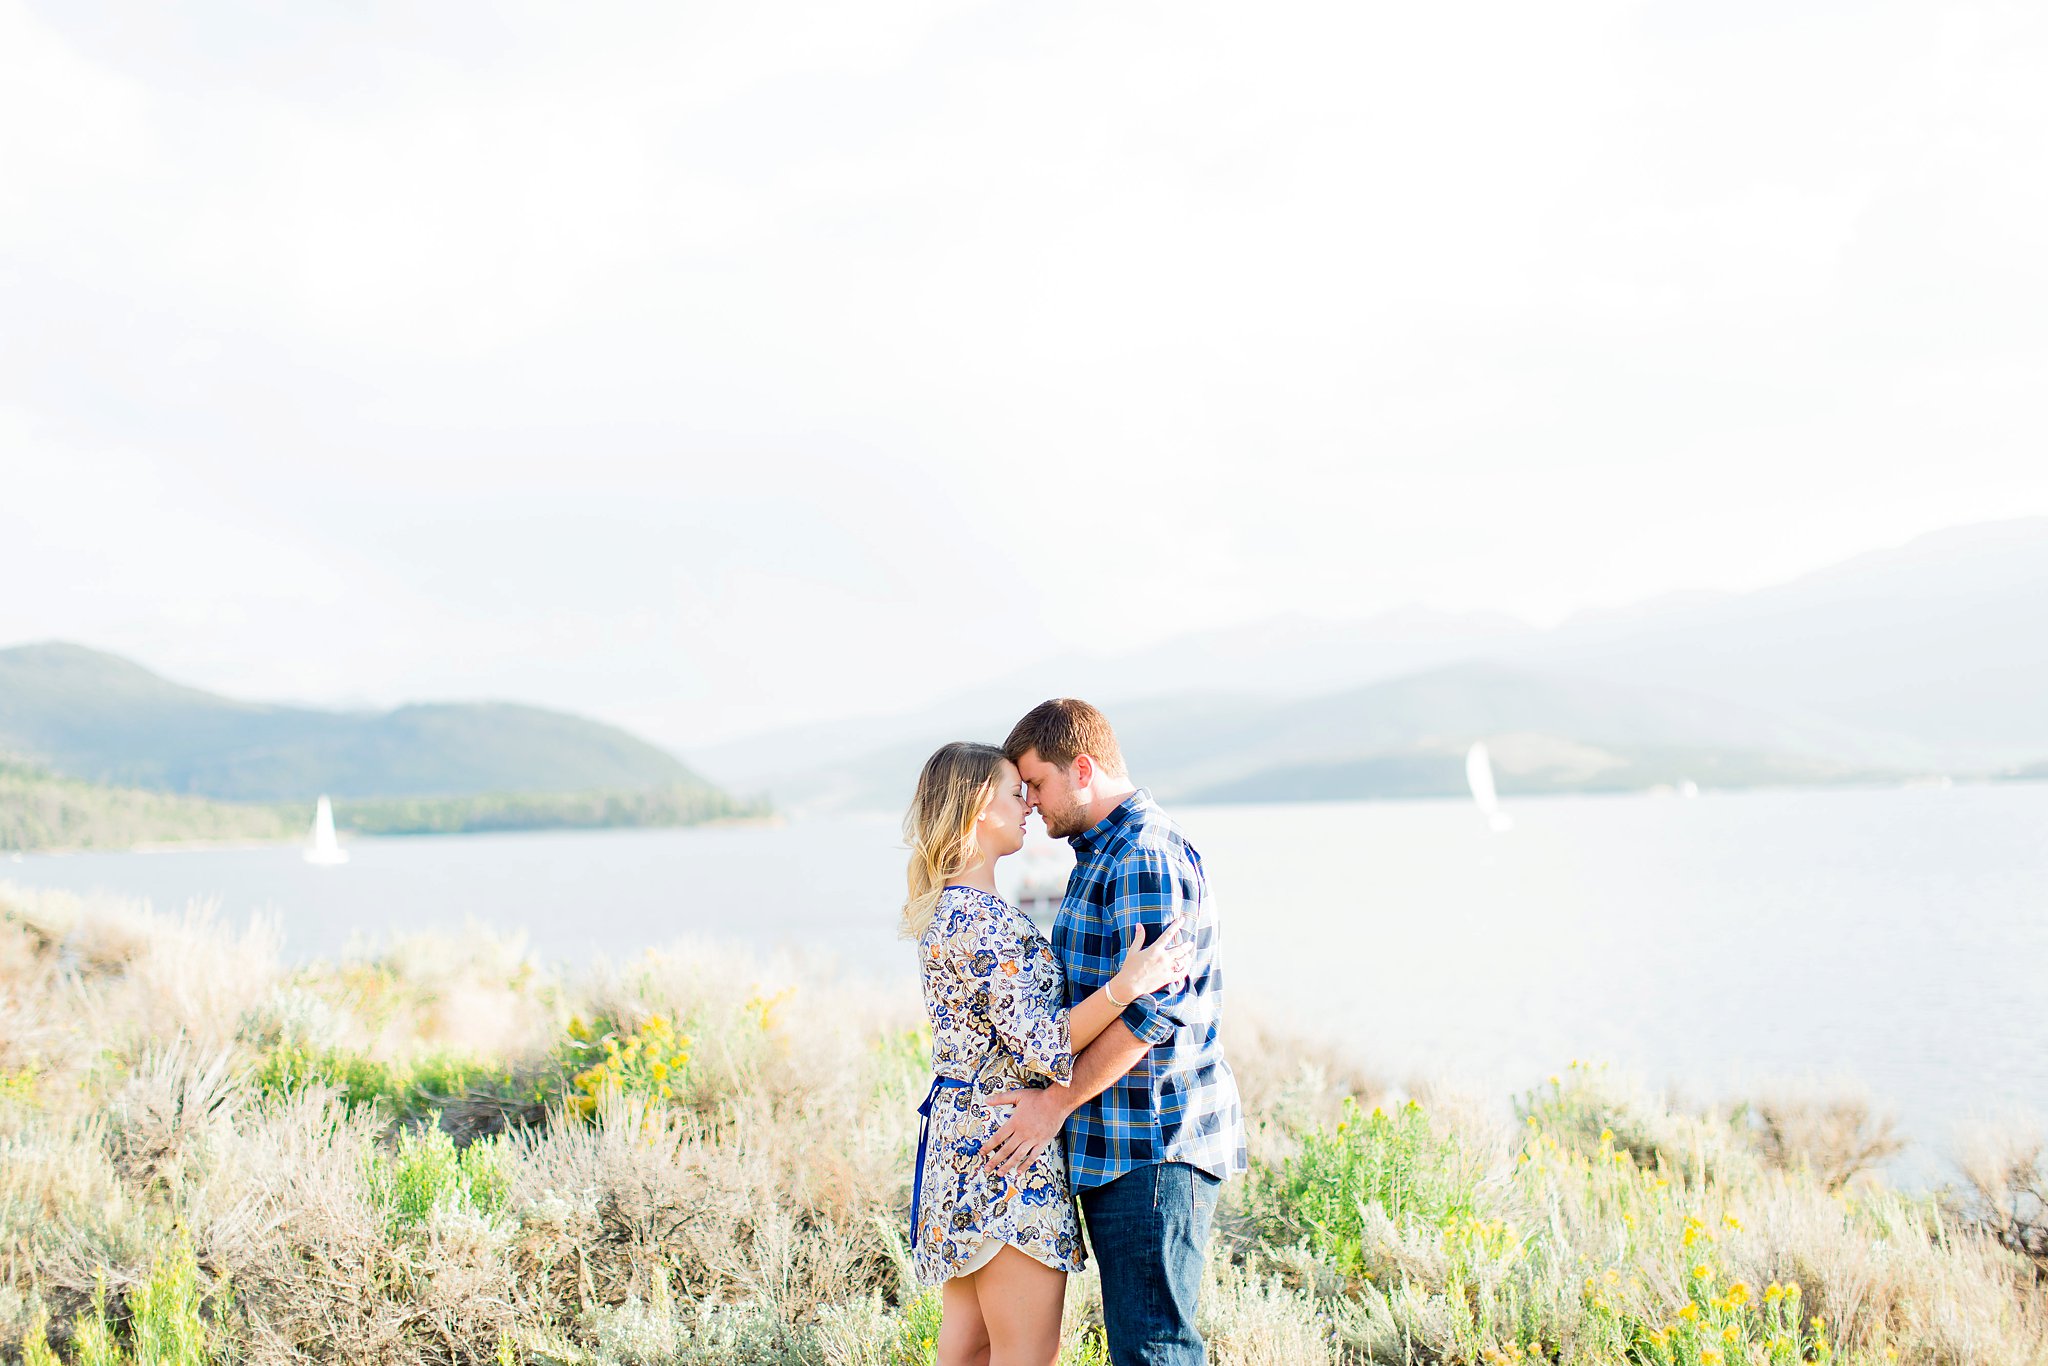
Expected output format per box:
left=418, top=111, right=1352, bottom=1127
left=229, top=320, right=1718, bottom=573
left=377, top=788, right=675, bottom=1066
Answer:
left=1465, top=742, right=1513, bottom=832
left=304, top=794, right=349, bottom=865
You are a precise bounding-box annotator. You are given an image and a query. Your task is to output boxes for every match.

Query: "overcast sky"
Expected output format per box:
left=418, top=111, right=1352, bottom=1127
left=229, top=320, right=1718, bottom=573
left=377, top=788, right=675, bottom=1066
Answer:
left=3, top=0, right=2044, bottom=750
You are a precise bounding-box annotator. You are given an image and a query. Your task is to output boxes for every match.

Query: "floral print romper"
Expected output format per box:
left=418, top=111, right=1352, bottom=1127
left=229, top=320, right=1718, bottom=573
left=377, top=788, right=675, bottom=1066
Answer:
left=911, top=886, right=1086, bottom=1284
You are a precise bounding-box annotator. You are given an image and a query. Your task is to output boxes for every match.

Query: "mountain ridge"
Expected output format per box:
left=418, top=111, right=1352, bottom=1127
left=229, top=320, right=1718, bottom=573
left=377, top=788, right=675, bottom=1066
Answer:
left=0, top=641, right=722, bottom=803
left=692, top=517, right=2048, bottom=809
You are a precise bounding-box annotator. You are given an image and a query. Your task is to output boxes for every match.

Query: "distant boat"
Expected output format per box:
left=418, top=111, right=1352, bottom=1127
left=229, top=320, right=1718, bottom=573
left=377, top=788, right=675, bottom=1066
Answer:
left=304, top=795, right=348, bottom=865
left=1465, top=742, right=1513, bottom=833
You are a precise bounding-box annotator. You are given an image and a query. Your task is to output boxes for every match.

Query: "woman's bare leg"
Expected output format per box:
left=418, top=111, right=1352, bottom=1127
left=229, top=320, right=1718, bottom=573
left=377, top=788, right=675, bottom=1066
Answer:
left=974, top=1245, right=1066, bottom=1366
left=938, top=1268, right=992, bottom=1366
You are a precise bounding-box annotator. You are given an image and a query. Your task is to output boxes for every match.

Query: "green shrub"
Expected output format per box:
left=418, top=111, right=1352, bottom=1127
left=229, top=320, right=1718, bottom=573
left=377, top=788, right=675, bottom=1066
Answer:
left=1059, top=1327, right=1113, bottom=1365
left=20, top=1306, right=61, bottom=1366
left=129, top=1236, right=226, bottom=1365
left=889, top=1288, right=942, bottom=1366
left=364, top=1127, right=510, bottom=1236
left=253, top=1044, right=552, bottom=1124
left=1247, top=1095, right=1483, bottom=1279
left=48, top=1245, right=228, bottom=1366
left=72, top=1276, right=121, bottom=1366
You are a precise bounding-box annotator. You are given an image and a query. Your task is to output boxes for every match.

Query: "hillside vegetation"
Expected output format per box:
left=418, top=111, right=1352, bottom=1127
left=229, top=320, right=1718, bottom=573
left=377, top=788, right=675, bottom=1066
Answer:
left=0, top=643, right=717, bottom=802
left=0, top=763, right=765, bottom=853
left=0, top=760, right=297, bottom=852
left=334, top=785, right=768, bottom=836
left=2, top=884, right=2043, bottom=1364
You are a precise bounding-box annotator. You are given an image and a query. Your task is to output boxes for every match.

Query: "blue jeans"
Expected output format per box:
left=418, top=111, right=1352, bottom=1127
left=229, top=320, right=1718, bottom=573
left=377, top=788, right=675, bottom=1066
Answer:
left=1077, top=1162, right=1223, bottom=1366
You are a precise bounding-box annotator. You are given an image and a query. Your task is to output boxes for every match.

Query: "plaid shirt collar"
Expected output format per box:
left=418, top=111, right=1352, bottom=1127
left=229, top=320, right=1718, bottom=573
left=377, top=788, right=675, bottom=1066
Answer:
left=1067, top=788, right=1154, bottom=855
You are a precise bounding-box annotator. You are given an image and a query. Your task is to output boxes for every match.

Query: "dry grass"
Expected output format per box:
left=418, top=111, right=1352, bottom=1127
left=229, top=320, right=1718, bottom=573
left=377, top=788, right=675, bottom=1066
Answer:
left=2, top=881, right=2044, bottom=1365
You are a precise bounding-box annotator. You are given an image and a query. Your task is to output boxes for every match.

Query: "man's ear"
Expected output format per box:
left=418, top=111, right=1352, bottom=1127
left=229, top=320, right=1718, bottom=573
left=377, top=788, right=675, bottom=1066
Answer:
left=1073, top=753, right=1095, bottom=790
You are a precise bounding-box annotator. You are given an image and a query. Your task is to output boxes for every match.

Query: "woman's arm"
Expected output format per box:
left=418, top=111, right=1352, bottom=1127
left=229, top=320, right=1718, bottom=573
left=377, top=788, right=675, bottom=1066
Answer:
left=1065, top=919, right=1193, bottom=1051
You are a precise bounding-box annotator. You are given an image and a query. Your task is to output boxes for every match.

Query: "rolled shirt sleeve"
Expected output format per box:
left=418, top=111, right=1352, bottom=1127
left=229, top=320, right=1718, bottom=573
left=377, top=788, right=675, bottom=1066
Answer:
left=1105, top=849, right=1195, bottom=1045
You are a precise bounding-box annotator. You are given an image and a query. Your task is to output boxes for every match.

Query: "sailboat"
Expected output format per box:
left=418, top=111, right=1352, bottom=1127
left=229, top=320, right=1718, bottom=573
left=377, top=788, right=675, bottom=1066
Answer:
left=304, top=795, right=349, bottom=865
left=1465, top=742, right=1514, bottom=833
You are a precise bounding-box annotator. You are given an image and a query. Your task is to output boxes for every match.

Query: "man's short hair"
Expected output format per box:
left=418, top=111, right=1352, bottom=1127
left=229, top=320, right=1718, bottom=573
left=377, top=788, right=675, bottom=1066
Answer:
left=1003, top=698, right=1128, bottom=777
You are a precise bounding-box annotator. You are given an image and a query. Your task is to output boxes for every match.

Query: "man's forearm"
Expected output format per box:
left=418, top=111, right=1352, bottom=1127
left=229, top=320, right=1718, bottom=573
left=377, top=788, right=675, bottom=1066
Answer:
left=1049, top=1019, right=1150, bottom=1117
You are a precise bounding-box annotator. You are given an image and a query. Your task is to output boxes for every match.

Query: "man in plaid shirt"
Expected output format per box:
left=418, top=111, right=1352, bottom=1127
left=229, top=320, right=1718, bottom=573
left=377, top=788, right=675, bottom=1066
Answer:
left=983, top=699, right=1246, bottom=1366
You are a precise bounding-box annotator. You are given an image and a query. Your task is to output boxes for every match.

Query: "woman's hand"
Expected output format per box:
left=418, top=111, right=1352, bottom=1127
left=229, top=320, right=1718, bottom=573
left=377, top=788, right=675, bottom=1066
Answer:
left=1109, top=915, right=1195, bottom=1003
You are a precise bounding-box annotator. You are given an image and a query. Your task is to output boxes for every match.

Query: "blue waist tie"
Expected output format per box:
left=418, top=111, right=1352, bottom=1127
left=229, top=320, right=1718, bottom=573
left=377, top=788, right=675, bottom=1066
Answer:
left=910, top=1074, right=973, bottom=1250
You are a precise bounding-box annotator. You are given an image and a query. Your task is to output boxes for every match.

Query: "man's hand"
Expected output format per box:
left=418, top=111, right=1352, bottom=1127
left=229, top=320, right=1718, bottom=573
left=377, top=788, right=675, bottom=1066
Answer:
left=979, top=1085, right=1072, bottom=1177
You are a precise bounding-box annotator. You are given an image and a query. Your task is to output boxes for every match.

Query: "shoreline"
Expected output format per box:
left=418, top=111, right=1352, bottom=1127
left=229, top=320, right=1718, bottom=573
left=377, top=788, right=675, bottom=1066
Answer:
left=8, top=773, right=2041, bottom=857
left=1, top=811, right=788, bottom=859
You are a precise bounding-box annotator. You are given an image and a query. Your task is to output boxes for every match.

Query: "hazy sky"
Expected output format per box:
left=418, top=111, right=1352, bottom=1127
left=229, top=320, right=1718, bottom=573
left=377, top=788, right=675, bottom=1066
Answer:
left=4, top=0, right=2045, bottom=749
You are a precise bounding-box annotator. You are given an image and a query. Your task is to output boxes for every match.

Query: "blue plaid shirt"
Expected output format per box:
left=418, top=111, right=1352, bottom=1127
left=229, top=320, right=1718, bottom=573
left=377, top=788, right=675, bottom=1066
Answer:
left=1053, top=788, right=1247, bottom=1191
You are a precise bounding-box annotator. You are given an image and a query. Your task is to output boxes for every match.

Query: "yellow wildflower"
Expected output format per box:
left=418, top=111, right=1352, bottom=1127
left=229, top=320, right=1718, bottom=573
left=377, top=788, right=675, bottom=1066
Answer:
left=1679, top=1302, right=1700, bottom=1323
left=1693, top=1263, right=1714, bottom=1281
left=1723, top=1213, right=1742, bottom=1232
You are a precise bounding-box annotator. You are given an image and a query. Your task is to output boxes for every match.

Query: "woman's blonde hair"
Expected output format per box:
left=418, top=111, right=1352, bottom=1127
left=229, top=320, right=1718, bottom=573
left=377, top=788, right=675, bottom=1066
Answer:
left=900, top=741, right=1008, bottom=941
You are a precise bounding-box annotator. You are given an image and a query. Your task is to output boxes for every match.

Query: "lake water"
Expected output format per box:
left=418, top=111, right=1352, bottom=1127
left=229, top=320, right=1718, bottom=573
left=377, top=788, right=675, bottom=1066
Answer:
left=9, top=783, right=2045, bottom=1185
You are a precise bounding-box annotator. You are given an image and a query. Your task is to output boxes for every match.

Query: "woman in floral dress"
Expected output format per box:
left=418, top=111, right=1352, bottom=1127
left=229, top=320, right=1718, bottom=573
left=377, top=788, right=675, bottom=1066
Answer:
left=902, top=742, right=1190, bottom=1366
